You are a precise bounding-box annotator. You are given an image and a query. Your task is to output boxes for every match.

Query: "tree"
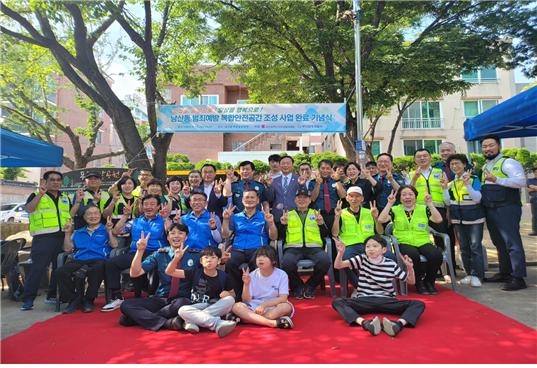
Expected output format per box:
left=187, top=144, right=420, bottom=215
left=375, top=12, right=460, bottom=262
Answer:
left=208, top=0, right=537, bottom=158
left=1, top=1, right=211, bottom=178
left=0, top=168, right=27, bottom=181
left=0, top=39, right=126, bottom=169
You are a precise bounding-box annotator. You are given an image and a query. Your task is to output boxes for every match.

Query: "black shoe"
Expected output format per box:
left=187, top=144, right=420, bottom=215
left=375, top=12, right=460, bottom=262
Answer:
left=163, top=316, right=184, bottom=331
left=415, top=281, right=429, bottom=295
left=293, top=286, right=304, bottom=299
left=483, top=273, right=511, bottom=283
left=63, top=299, right=81, bottom=314
left=118, top=314, right=137, bottom=327
left=224, top=312, right=241, bottom=323
left=362, top=316, right=381, bottom=336
left=501, top=278, right=527, bottom=291
left=276, top=316, right=294, bottom=329
left=81, top=299, right=95, bottom=313
left=425, top=282, right=438, bottom=295
left=303, top=286, right=315, bottom=299
left=382, top=317, right=403, bottom=337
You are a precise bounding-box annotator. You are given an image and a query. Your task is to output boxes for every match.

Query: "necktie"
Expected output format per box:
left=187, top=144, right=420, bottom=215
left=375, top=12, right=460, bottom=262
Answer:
left=283, top=176, right=289, bottom=191
left=323, top=181, right=332, bottom=213
left=244, top=181, right=250, bottom=191
left=168, top=264, right=181, bottom=299
left=379, top=175, right=385, bottom=187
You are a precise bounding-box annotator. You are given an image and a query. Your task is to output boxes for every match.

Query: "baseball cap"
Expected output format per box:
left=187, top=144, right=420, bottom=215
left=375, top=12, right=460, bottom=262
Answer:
left=295, top=188, right=311, bottom=197
left=346, top=186, right=363, bottom=195
left=84, top=171, right=101, bottom=179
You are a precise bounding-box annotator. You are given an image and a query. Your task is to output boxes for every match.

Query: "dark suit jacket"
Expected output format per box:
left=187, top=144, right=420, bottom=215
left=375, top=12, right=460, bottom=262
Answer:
left=266, top=174, right=306, bottom=223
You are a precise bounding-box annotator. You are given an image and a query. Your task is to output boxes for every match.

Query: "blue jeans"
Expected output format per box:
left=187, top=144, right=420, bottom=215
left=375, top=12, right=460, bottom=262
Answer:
left=453, top=223, right=485, bottom=279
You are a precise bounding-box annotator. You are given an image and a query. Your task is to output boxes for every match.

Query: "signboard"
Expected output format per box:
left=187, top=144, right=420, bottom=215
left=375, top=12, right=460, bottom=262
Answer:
left=62, top=168, right=129, bottom=193
left=157, top=103, right=346, bottom=133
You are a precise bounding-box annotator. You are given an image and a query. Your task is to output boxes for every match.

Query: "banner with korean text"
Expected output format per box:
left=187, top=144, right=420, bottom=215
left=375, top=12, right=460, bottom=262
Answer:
left=157, top=103, right=346, bottom=133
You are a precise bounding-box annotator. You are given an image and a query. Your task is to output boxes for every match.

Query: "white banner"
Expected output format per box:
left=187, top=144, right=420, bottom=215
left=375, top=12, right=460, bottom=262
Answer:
left=157, top=103, right=346, bottom=133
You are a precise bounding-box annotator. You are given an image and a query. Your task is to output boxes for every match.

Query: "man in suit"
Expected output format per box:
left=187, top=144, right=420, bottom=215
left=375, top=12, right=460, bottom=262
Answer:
left=200, top=163, right=228, bottom=220
left=266, top=155, right=308, bottom=239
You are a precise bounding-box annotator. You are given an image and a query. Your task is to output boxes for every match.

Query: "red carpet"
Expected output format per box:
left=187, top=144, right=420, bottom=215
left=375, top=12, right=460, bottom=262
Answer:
left=1, top=286, right=536, bottom=364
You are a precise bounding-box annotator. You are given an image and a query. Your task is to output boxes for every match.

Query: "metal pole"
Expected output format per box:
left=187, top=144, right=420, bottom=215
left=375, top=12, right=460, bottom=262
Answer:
left=353, top=0, right=365, bottom=164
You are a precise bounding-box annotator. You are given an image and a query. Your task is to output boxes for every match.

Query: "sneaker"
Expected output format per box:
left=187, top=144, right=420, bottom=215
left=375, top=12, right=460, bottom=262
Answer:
left=215, top=320, right=237, bottom=338
left=362, top=316, right=381, bottom=336
left=63, top=299, right=81, bottom=314
left=303, top=286, right=315, bottom=299
left=44, top=296, right=57, bottom=304
left=382, top=317, right=403, bottom=337
left=183, top=322, right=200, bottom=333
left=163, top=317, right=183, bottom=331
left=459, top=276, right=472, bottom=285
left=101, top=298, right=123, bottom=312
left=224, top=312, right=241, bottom=323
left=425, top=282, right=438, bottom=295
left=20, top=300, right=34, bottom=311
left=81, top=299, right=95, bottom=313
left=276, top=316, right=294, bottom=329
left=470, top=276, right=482, bottom=288
left=415, top=281, right=429, bottom=295
left=293, top=286, right=304, bottom=299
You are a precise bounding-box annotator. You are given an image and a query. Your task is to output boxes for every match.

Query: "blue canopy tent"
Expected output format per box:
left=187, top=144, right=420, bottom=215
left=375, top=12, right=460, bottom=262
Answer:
left=0, top=128, right=63, bottom=167
left=464, top=86, right=537, bottom=141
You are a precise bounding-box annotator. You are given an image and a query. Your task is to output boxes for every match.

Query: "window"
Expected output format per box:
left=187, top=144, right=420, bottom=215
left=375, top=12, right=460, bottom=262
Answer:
left=370, top=141, right=381, bottom=156
left=402, top=101, right=442, bottom=129
left=463, top=100, right=498, bottom=118
left=403, top=139, right=443, bottom=156
left=95, top=130, right=103, bottom=144
left=237, top=99, right=249, bottom=104
left=180, top=94, right=219, bottom=105
left=461, top=67, right=497, bottom=83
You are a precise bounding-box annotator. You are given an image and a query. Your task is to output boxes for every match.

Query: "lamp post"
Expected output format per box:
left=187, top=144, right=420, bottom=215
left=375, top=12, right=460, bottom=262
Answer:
left=353, top=0, right=365, bottom=164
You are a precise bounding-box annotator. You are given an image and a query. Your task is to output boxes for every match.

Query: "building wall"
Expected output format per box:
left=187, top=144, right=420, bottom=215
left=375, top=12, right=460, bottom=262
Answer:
left=333, top=68, right=536, bottom=157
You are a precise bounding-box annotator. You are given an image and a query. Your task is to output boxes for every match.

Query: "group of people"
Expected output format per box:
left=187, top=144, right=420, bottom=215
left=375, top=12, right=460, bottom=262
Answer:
left=17, top=135, right=532, bottom=338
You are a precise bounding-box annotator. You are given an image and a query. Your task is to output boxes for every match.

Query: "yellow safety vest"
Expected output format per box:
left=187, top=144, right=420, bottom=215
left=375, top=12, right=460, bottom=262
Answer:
left=339, top=208, right=375, bottom=246
left=410, top=168, right=444, bottom=207
left=29, top=192, right=71, bottom=236
left=391, top=204, right=431, bottom=247
left=285, top=209, right=323, bottom=248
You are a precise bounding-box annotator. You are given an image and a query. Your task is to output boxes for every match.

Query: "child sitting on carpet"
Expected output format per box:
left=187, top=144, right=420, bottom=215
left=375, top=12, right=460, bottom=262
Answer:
left=331, top=235, right=425, bottom=337
left=165, top=245, right=237, bottom=338
left=230, top=246, right=294, bottom=329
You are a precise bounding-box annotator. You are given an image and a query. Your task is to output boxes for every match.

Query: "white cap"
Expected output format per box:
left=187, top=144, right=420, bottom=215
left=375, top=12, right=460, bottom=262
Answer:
left=346, top=186, right=363, bottom=195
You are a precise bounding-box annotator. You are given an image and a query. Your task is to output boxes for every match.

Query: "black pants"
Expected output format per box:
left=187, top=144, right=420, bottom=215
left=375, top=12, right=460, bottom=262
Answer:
left=104, top=252, right=150, bottom=299
left=281, top=247, right=330, bottom=291
left=22, top=232, right=64, bottom=302
left=398, top=243, right=443, bottom=284
left=55, top=259, right=105, bottom=303
left=226, top=249, right=258, bottom=300
left=332, top=296, right=425, bottom=327
left=119, top=296, right=191, bottom=331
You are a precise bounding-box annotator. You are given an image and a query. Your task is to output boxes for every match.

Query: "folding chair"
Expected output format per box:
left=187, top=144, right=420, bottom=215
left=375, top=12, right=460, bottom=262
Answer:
left=277, top=237, right=336, bottom=298
left=384, top=223, right=457, bottom=292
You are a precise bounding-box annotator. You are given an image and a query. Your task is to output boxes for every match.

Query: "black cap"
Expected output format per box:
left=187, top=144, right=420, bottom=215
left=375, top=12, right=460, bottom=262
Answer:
left=84, top=171, right=101, bottom=179
left=295, top=188, right=310, bottom=197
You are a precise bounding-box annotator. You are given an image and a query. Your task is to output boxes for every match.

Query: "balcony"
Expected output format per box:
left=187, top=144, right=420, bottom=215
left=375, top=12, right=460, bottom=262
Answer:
left=402, top=118, right=442, bottom=129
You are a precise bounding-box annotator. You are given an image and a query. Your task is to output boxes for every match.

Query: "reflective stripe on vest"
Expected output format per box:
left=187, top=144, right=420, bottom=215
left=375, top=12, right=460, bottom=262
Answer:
left=29, top=192, right=71, bottom=236
left=339, top=208, right=375, bottom=246
left=411, top=168, right=444, bottom=207
left=285, top=209, right=322, bottom=247
left=391, top=204, right=430, bottom=247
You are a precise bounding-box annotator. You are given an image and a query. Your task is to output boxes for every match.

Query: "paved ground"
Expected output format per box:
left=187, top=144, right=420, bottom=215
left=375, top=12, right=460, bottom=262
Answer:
left=1, top=204, right=536, bottom=340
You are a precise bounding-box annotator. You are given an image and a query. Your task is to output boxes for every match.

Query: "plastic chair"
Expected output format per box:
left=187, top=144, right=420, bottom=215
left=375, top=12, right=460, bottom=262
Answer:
left=55, top=251, right=74, bottom=312
left=384, top=223, right=457, bottom=292
left=277, top=237, right=336, bottom=298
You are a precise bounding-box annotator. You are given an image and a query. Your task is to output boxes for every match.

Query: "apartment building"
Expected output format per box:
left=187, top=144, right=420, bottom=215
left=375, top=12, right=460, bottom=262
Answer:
left=328, top=67, right=536, bottom=158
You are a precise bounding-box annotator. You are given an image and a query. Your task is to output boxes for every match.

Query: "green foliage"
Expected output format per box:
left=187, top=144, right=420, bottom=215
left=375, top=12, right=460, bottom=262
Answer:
left=501, top=148, right=536, bottom=172
left=167, top=153, right=190, bottom=163
left=167, top=161, right=195, bottom=171
left=310, top=152, right=348, bottom=169
left=194, top=160, right=233, bottom=170
left=0, top=168, right=27, bottom=180
left=392, top=156, right=415, bottom=172
left=251, top=160, right=270, bottom=174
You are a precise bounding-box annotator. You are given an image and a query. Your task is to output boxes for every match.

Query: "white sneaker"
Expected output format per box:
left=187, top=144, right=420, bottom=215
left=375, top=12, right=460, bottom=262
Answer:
left=459, top=276, right=472, bottom=285
left=470, top=276, right=482, bottom=287
left=215, top=320, right=237, bottom=338
left=183, top=322, right=200, bottom=333
left=100, top=298, right=123, bottom=312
